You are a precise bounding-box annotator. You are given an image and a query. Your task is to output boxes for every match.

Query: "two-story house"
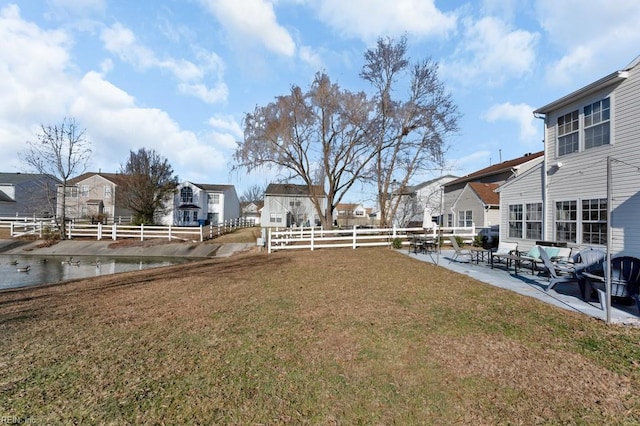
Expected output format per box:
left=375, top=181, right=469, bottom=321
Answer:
left=334, top=203, right=368, bottom=228
left=498, top=55, right=640, bottom=256
left=392, top=175, right=458, bottom=227
left=443, top=152, right=544, bottom=230
left=261, top=183, right=326, bottom=227
left=59, top=172, right=133, bottom=221
left=161, top=182, right=240, bottom=226
left=240, top=201, right=263, bottom=226
left=0, top=173, right=59, bottom=217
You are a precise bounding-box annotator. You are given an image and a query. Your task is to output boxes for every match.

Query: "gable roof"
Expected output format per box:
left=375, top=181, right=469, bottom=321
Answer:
left=468, top=182, right=500, bottom=205
left=68, top=172, right=130, bottom=186
left=445, top=151, right=543, bottom=187
left=265, top=183, right=326, bottom=197
left=193, top=183, right=235, bottom=192
left=0, top=172, right=60, bottom=185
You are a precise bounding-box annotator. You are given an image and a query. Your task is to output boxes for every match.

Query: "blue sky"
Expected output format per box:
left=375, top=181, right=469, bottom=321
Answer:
left=2, top=0, right=640, bottom=203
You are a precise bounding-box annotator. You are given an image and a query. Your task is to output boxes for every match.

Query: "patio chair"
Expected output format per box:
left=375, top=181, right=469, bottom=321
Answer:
left=584, top=256, right=640, bottom=313
left=490, top=242, right=518, bottom=269
left=449, top=236, right=473, bottom=263
left=539, top=248, right=580, bottom=292
left=571, top=248, right=606, bottom=300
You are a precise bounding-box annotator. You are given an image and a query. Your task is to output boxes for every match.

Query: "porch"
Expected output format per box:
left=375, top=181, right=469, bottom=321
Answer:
left=403, top=248, right=640, bottom=326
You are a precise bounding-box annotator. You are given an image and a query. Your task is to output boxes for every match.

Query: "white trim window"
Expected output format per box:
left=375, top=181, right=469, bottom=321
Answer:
left=180, top=187, right=193, bottom=204
left=80, top=185, right=89, bottom=197
left=557, top=110, right=579, bottom=156
left=555, top=201, right=577, bottom=243
left=582, top=198, right=607, bottom=245
left=458, top=210, right=472, bottom=227
left=584, top=98, right=610, bottom=149
left=508, top=204, right=523, bottom=238
left=525, top=203, right=542, bottom=240
left=104, top=186, right=112, bottom=198
left=270, top=213, right=282, bottom=223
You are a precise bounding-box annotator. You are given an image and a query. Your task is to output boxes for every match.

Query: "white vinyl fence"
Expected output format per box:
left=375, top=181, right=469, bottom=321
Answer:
left=266, top=225, right=476, bottom=253
left=1, top=217, right=254, bottom=242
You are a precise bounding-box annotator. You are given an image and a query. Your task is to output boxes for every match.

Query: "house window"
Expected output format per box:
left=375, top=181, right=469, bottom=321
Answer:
left=212, top=194, right=220, bottom=204
left=555, top=200, right=577, bottom=243
left=525, top=203, right=542, bottom=240
left=508, top=204, right=523, bottom=238
left=584, top=98, right=610, bottom=149
left=65, top=186, right=78, bottom=197
left=180, top=187, right=193, bottom=204
left=447, top=213, right=453, bottom=227
left=457, top=210, right=472, bottom=227
left=557, top=110, right=579, bottom=156
left=182, top=210, right=190, bottom=223
left=192, top=211, right=198, bottom=222
left=582, top=198, right=607, bottom=245
left=104, top=186, right=112, bottom=198
left=270, top=213, right=282, bottom=223
left=80, top=185, right=89, bottom=197
left=289, top=201, right=301, bottom=207
left=103, top=207, right=110, bottom=215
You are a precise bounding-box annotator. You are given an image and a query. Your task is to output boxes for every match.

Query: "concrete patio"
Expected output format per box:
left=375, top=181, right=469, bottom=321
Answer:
left=402, top=248, right=640, bottom=327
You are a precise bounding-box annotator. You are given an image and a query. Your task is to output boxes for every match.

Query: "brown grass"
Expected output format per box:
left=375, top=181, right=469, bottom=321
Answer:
left=1, top=246, right=639, bottom=424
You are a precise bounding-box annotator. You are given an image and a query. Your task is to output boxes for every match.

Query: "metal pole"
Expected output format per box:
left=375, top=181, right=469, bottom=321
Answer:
left=606, top=156, right=612, bottom=324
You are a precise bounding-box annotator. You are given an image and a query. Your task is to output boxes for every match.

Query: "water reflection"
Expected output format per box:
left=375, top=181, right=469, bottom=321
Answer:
left=0, top=255, right=190, bottom=290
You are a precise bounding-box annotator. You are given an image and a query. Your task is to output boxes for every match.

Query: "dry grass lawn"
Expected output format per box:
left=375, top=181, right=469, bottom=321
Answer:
left=1, top=241, right=639, bottom=424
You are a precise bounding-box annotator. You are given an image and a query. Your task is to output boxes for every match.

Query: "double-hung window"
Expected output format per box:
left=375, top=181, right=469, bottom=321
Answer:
left=508, top=204, right=523, bottom=238
left=582, top=198, right=607, bottom=245
left=458, top=210, right=472, bottom=227
left=525, top=203, right=542, bottom=240
left=584, top=98, right=610, bottom=149
left=557, top=110, right=579, bottom=156
left=555, top=201, right=577, bottom=243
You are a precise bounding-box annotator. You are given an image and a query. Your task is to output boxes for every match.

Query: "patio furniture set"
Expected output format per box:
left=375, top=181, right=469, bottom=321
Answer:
left=447, top=236, right=640, bottom=315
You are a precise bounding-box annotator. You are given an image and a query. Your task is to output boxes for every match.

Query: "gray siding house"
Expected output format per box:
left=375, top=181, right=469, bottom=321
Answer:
left=442, top=152, right=543, bottom=229
left=0, top=173, right=59, bottom=217
left=261, top=183, right=326, bottom=227
left=499, top=55, right=640, bottom=257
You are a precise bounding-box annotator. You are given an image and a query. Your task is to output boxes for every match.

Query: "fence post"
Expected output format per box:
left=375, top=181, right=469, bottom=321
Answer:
left=67, top=221, right=72, bottom=240
left=168, top=225, right=172, bottom=241
left=39, top=221, right=43, bottom=238
left=310, top=226, right=314, bottom=251
left=140, top=223, right=144, bottom=241
left=97, top=222, right=102, bottom=240
left=10, top=222, right=13, bottom=237
left=112, top=223, right=117, bottom=240
left=268, top=228, right=272, bottom=254
left=199, top=224, right=203, bottom=242
left=353, top=225, right=357, bottom=249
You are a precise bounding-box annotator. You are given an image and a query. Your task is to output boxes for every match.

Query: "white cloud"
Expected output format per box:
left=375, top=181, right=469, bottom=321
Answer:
left=70, top=71, right=228, bottom=179
left=536, top=1, right=640, bottom=87
left=100, top=22, right=228, bottom=104
left=199, top=0, right=296, bottom=57
left=312, top=0, right=457, bottom=42
left=445, top=16, right=538, bottom=86
left=483, top=102, right=537, bottom=143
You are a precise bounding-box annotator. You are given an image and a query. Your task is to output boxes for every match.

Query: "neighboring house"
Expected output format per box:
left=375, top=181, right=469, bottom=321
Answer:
left=161, top=182, right=240, bottom=226
left=0, top=173, right=59, bottom=217
left=58, top=172, right=133, bottom=221
left=261, top=183, right=326, bottom=227
left=443, top=152, right=544, bottom=229
left=240, top=200, right=263, bottom=225
left=334, top=203, right=368, bottom=228
left=392, top=175, right=458, bottom=227
left=499, top=55, right=640, bottom=256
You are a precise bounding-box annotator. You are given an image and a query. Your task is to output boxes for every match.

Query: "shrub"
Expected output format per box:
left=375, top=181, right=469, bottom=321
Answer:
left=392, top=237, right=403, bottom=249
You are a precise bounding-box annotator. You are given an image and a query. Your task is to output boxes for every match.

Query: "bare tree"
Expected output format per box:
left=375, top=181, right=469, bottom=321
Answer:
left=235, top=72, right=377, bottom=228
left=119, top=148, right=178, bottom=225
left=20, top=117, right=91, bottom=238
left=240, top=184, right=266, bottom=203
left=361, top=36, right=460, bottom=227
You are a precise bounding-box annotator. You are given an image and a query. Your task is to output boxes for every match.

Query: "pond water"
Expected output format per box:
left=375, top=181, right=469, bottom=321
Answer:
left=0, top=254, right=191, bottom=290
